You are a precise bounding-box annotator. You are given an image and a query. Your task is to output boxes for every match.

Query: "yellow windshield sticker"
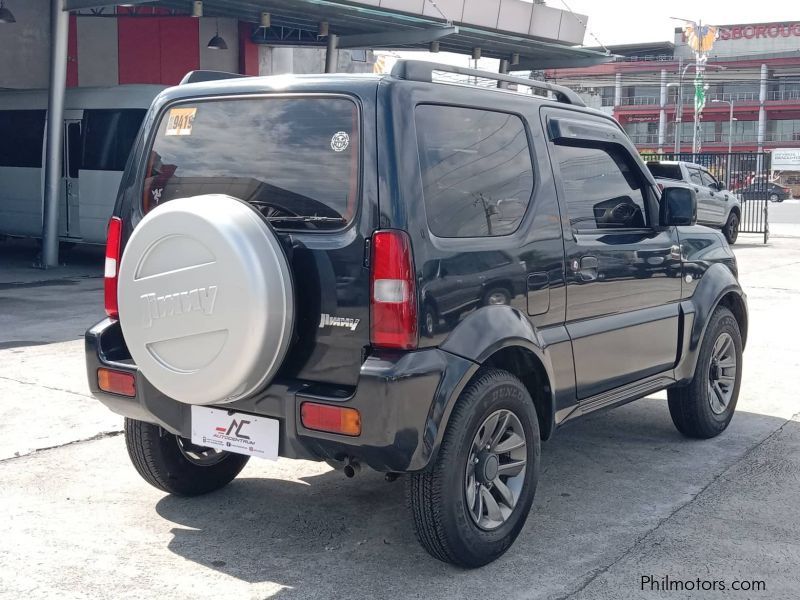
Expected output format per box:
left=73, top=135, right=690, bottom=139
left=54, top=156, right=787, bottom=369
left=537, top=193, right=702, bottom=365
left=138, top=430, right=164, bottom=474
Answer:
left=165, top=107, right=197, bottom=136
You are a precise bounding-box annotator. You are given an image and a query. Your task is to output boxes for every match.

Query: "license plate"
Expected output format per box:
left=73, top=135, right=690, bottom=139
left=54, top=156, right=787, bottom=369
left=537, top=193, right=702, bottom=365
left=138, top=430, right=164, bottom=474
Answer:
left=191, top=406, right=279, bottom=460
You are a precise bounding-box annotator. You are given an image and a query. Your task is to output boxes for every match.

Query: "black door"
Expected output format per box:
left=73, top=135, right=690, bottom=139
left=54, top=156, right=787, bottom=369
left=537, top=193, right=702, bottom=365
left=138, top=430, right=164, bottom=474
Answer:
left=545, top=113, right=683, bottom=399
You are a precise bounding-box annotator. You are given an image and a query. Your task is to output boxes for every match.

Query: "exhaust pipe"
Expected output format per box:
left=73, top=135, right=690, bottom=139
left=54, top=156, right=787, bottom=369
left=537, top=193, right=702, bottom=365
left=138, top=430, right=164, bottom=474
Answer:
left=343, top=457, right=361, bottom=478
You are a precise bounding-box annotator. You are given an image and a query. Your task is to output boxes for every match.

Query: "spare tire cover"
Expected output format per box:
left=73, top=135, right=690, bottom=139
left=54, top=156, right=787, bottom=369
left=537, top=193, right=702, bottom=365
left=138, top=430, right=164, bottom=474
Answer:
left=117, top=195, right=293, bottom=405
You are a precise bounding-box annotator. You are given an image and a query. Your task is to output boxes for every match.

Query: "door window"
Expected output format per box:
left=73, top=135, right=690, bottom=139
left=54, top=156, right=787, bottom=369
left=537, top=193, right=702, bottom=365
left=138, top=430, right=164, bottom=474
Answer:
left=700, top=170, right=718, bottom=189
left=415, top=105, right=534, bottom=238
left=688, top=168, right=704, bottom=186
left=553, top=143, right=647, bottom=230
left=0, top=110, right=46, bottom=168
left=83, top=109, right=147, bottom=172
left=66, top=122, right=82, bottom=178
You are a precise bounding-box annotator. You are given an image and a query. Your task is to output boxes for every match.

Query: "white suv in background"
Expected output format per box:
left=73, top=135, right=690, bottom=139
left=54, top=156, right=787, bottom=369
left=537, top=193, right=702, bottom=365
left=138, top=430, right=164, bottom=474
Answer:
left=648, top=161, right=742, bottom=244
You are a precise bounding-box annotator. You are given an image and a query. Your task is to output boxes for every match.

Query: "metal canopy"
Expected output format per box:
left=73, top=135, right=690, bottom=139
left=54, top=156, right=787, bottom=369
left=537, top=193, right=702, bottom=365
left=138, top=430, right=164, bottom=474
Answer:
left=67, top=0, right=612, bottom=69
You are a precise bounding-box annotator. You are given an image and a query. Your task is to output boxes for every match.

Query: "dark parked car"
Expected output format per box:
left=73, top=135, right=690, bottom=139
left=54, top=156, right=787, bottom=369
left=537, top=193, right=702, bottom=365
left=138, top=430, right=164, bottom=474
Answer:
left=86, top=62, right=747, bottom=568
left=420, top=251, right=526, bottom=336
left=737, top=181, right=791, bottom=202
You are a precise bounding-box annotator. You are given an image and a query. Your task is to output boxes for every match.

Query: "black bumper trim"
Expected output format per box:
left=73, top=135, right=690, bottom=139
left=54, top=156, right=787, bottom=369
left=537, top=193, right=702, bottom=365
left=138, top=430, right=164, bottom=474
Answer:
left=85, top=318, right=476, bottom=472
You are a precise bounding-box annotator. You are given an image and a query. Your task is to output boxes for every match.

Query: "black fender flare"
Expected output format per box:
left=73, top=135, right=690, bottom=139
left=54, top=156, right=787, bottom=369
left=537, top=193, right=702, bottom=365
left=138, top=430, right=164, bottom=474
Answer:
left=428, top=305, right=558, bottom=454
left=675, top=263, right=748, bottom=383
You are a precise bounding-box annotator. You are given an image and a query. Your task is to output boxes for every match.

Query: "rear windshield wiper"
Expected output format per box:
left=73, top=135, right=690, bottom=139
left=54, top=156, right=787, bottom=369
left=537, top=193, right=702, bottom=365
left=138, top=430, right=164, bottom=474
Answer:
left=265, top=216, right=346, bottom=223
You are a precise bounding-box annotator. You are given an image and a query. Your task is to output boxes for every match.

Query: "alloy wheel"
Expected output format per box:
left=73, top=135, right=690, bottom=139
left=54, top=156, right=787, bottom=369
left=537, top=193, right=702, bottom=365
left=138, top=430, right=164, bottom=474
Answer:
left=707, top=332, right=737, bottom=415
left=465, top=409, right=527, bottom=530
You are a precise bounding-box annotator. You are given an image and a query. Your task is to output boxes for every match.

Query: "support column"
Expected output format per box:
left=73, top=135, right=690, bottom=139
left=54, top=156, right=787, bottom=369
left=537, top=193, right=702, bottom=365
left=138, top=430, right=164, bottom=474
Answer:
left=41, top=0, right=70, bottom=268
left=497, top=58, right=509, bottom=89
left=658, top=68, right=667, bottom=152
left=614, top=72, right=622, bottom=107
left=325, top=34, right=338, bottom=73
left=757, top=63, right=768, bottom=155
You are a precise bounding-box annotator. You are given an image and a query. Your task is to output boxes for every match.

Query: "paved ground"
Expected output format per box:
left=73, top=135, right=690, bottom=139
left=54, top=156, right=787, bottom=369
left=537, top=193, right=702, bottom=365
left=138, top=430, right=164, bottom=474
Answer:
left=1, top=225, right=800, bottom=600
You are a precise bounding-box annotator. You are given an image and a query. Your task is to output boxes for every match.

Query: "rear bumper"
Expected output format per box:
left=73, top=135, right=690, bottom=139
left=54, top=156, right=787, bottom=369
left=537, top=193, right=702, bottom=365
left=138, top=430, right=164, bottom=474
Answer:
left=86, top=318, right=476, bottom=472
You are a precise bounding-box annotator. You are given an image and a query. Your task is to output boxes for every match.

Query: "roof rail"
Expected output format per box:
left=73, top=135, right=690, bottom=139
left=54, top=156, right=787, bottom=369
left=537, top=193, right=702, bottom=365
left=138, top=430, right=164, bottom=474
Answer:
left=390, top=60, right=585, bottom=107
left=180, top=70, right=249, bottom=85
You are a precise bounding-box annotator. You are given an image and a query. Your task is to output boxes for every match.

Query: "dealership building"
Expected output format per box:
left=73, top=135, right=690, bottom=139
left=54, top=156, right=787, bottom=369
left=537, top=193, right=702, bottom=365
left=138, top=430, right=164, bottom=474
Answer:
left=545, top=20, right=800, bottom=172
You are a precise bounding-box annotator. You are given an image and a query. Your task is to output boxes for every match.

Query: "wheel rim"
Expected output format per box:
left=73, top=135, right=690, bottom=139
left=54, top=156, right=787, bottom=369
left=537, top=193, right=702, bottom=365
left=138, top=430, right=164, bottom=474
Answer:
left=176, top=436, right=228, bottom=466
left=464, top=409, right=527, bottom=530
left=770, top=194, right=778, bottom=202
left=707, top=332, right=737, bottom=415
left=728, top=216, right=738, bottom=239
left=487, top=291, right=508, bottom=305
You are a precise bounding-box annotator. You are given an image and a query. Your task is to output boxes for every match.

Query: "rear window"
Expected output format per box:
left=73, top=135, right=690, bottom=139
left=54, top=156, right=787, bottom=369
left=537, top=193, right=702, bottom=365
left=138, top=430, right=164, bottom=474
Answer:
left=144, top=96, right=359, bottom=230
left=0, top=110, right=46, bottom=168
left=647, top=163, right=682, bottom=181
left=83, top=109, right=146, bottom=172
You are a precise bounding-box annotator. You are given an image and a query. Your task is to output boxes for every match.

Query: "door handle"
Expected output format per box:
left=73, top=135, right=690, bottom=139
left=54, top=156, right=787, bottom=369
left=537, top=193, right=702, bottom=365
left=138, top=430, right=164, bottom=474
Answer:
left=576, top=256, right=598, bottom=282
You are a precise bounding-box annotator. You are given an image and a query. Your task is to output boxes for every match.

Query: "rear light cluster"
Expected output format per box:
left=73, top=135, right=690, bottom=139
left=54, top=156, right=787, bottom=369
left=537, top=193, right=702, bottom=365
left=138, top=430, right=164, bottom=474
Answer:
left=104, top=216, right=123, bottom=319
left=369, top=230, right=418, bottom=350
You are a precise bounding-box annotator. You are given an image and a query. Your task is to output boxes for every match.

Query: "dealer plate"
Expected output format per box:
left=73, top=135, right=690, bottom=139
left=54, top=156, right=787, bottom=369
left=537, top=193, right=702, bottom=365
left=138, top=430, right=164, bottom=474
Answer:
left=191, top=406, right=279, bottom=460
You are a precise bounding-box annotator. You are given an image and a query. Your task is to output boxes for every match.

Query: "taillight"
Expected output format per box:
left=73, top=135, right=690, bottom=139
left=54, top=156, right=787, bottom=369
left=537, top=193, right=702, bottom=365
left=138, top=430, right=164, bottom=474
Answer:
left=104, top=216, right=122, bottom=319
left=370, top=230, right=418, bottom=350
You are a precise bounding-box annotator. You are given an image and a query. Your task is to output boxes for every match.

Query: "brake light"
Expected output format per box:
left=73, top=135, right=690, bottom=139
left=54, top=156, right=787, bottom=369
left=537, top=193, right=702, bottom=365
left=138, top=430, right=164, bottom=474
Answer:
left=300, top=402, right=361, bottom=436
left=104, top=217, right=122, bottom=319
left=370, top=230, right=418, bottom=350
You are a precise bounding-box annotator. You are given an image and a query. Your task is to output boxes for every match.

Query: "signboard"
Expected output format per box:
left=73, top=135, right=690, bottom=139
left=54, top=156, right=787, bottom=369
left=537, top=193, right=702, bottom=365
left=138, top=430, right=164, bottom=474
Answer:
left=772, top=148, right=800, bottom=170
left=718, top=23, right=800, bottom=41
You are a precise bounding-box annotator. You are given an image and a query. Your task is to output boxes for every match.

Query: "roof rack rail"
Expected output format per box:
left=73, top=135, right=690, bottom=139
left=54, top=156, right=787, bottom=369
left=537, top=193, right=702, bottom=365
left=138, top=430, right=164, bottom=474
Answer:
left=180, top=70, right=249, bottom=85
left=390, top=60, right=585, bottom=107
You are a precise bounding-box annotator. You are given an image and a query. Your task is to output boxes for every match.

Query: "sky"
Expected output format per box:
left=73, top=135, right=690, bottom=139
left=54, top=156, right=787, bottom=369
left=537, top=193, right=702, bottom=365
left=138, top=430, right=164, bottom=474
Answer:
left=556, top=0, right=798, bottom=47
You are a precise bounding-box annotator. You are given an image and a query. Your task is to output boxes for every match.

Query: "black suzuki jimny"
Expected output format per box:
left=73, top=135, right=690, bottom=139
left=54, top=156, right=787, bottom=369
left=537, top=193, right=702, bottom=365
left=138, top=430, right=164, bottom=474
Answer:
left=86, top=61, right=747, bottom=568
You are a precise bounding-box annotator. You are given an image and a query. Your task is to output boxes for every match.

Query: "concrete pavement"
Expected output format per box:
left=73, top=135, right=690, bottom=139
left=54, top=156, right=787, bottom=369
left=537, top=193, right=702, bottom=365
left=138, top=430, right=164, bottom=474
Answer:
left=1, top=231, right=799, bottom=599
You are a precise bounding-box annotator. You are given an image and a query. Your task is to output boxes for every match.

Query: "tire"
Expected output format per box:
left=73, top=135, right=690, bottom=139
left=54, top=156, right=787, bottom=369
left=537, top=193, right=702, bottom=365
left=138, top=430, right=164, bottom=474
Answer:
left=124, top=418, right=249, bottom=496
left=769, top=193, right=779, bottom=203
left=407, top=369, right=540, bottom=568
left=482, top=287, right=511, bottom=306
left=422, top=304, right=438, bottom=338
left=723, top=211, right=739, bottom=245
left=668, top=307, right=742, bottom=439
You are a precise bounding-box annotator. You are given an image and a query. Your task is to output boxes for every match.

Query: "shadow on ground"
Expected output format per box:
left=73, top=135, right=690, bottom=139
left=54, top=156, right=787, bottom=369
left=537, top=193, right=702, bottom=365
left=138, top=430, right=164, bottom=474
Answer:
left=154, top=400, right=788, bottom=599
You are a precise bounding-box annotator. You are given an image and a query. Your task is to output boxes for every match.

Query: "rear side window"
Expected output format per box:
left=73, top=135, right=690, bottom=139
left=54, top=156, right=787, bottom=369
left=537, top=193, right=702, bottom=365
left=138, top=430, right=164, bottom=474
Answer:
left=83, top=109, right=146, bottom=171
left=415, top=105, right=533, bottom=238
left=145, top=97, right=360, bottom=231
left=0, top=110, right=46, bottom=168
left=647, top=163, right=682, bottom=181
left=554, top=143, right=647, bottom=230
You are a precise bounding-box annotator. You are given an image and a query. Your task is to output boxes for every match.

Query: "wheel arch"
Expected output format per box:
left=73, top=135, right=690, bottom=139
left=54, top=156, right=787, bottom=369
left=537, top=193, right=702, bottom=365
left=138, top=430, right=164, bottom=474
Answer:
left=481, top=346, right=555, bottom=441
left=676, top=264, right=748, bottom=383
left=436, top=306, right=558, bottom=444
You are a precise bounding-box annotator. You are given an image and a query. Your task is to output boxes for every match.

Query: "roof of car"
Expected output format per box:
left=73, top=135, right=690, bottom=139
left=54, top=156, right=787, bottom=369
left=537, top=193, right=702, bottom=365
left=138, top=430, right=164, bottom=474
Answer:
left=156, top=64, right=603, bottom=118
left=648, top=160, right=706, bottom=170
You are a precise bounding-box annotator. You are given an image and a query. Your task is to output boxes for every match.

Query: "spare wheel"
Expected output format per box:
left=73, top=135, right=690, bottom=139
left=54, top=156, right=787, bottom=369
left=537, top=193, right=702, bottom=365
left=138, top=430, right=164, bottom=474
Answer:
left=117, top=194, right=294, bottom=405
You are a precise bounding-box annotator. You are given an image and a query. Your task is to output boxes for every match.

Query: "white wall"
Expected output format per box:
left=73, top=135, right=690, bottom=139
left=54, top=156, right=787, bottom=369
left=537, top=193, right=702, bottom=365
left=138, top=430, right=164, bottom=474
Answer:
left=0, top=0, right=51, bottom=89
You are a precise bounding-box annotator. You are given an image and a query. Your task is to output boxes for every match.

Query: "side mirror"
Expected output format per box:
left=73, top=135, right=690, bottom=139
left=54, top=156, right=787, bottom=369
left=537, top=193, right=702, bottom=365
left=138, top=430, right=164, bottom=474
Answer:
left=717, top=181, right=726, bottom=190
left=660, top=186, right=697, bottom=226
